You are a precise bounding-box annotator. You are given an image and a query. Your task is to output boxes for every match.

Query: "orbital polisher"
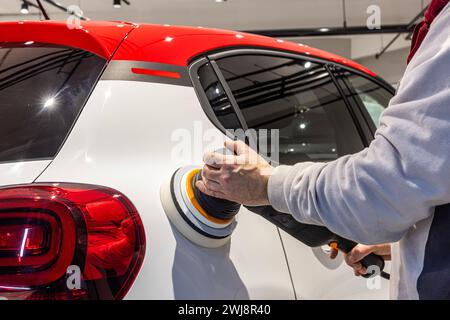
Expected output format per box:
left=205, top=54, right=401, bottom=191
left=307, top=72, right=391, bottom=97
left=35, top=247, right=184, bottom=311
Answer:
left=161, top=163, right=390, bottom=279
left=161, top=165, right=241, bottom=248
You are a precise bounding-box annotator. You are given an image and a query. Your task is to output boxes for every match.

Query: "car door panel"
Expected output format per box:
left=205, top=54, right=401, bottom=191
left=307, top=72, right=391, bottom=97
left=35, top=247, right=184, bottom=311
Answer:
left=207, top=50, right=390, bottom=299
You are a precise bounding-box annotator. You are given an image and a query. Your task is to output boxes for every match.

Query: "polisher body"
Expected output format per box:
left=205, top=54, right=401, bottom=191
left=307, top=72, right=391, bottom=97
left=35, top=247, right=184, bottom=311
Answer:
left=161, top=166, right=239, bottom=248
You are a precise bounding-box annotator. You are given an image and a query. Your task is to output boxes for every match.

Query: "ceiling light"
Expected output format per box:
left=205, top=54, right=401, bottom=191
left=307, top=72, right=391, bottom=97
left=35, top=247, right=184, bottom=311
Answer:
left=20, top=2, right=29, bottom=14
left=44, top=97, right=56, bottom=109
left=319, top=27, right=330, bottom=32
left=113, top=0, right=121, bottom=8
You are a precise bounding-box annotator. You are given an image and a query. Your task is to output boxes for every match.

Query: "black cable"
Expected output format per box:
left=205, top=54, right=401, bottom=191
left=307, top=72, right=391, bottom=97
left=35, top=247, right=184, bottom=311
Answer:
left=342, top=0, right=347, bottom=29
left=36, top=0, right=50, bottom=20
left=381, top=271, right=391, bottom=280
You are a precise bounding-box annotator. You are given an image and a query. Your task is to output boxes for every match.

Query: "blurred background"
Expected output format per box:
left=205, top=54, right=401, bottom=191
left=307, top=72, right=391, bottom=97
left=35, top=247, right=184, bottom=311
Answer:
left=0, top=0, right=432, bottom=86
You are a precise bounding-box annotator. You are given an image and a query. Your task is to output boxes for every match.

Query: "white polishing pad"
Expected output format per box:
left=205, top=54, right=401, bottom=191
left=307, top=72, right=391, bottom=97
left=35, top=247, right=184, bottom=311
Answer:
left=160, top=167, right=237, bottom=248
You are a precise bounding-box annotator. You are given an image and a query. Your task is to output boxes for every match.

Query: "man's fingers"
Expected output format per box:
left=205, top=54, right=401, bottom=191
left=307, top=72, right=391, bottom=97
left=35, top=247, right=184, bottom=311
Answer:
left=352, top=262, right=363, bottom=271
left=344, top=244, right=392, bottom=277
left=224, top=140, right=258, bottom=158
left=348, top=262, right=367, bottom=276
left=351, top=262, right=367, bottom=276
left=195, top=180, right=208, bottom=194
left=203, top=151, right=238, bottom=167
left=346, top=244, right=372, bottom=264
left=203, top=152, right=224, bottom=168
left=195, top=181, right=227, bottom=199
left=224, top=140, right=240, bottom=155
left=202, top=165, right=221, bottom=182
left=202, top=177, right=222, bottom=192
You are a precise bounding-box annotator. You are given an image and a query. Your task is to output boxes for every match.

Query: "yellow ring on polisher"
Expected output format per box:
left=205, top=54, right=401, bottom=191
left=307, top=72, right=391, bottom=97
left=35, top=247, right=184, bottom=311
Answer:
left=185, top=169, right=233, bottom=225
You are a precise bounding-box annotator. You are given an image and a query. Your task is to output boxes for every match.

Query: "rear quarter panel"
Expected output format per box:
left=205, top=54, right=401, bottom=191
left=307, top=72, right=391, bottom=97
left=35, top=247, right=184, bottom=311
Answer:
left=36, top=80, right=295, bottom=299
left=0, top=160, right=51, bottom=186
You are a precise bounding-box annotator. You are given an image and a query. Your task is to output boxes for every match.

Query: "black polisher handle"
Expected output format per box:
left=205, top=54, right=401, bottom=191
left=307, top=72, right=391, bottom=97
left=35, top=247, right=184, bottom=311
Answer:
left=334, top=236, right=390, bottom=280
left=245, top=205, right=390, bottom=280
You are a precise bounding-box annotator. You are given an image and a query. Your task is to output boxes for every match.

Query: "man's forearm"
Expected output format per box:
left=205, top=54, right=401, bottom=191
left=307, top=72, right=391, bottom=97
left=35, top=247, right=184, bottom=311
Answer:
left=267, top=5, right=450, bottom=244
left=268, top=104, right=450, bottom=245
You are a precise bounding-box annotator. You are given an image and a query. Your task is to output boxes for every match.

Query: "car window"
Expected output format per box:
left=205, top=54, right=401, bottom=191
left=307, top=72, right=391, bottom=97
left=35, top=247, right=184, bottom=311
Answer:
left=342, top=71, right=393, bottom=128
left=214, top=54, right=365, bottom=165
left=197, top=62, right=242, bottom=130
left=0, top=43, right=106, bottom=163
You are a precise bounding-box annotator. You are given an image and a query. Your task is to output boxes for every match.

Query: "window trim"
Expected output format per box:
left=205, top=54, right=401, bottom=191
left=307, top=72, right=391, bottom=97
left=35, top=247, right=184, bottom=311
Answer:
left=189, top=47, right=395, bottom=156
left=188, top=57, right=246, bottom=141
left=206, top=48, right=395, bottom=95
left=335, top=68, right=394, bottom=135
left=209, top=60, right=249, bottom=131
left=327, top=64, right=373, bottom=146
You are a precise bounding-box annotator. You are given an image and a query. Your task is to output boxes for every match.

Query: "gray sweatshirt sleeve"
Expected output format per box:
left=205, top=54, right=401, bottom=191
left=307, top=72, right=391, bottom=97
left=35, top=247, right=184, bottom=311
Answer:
left=267, top=6, right=450, bottom=245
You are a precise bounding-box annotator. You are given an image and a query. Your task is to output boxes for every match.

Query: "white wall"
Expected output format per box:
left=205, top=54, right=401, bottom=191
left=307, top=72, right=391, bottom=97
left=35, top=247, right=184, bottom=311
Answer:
left=356, top=47, right=409, bottom=86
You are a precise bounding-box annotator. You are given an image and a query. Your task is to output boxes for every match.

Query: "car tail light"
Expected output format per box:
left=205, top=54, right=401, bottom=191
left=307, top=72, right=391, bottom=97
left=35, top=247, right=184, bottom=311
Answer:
left=0, top=183, right=146, bottom=300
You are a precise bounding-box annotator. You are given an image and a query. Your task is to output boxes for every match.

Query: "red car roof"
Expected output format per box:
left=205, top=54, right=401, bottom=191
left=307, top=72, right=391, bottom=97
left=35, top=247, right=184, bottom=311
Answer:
left=0, top=20, right=376, bottom=76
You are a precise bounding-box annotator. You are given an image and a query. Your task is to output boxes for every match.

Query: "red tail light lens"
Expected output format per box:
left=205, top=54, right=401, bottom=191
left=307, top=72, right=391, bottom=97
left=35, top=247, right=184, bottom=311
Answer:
left=0, top=183, right=146, bottom=300
left=0, top=223, right=48, bottom=253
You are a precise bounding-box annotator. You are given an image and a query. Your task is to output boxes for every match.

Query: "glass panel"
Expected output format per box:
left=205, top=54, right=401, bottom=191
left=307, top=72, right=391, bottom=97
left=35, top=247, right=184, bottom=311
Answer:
left=216, top=55, right=364, bottom=164
left=0, top=43, right=106, bottom=163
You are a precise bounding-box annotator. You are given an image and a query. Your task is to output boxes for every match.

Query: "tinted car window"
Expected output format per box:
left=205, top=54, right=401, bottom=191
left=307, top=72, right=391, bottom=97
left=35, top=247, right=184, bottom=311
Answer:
left=215, top=54, right=364, bottom=164
left=197, top=62, right=242, bottom=130
left=333, top=67, right=393, bottom=129
left=344, top=72, right=393, bottom=128
left=0, top=43, right=106, bottom=163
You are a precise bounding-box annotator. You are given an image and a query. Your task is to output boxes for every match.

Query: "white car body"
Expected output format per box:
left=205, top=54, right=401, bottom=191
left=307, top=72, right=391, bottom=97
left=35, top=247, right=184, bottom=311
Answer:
left=0, top=20, right=391, bottom=300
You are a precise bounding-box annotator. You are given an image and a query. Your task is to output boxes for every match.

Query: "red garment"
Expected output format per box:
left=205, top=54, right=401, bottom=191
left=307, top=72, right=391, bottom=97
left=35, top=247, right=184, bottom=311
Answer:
left=407, top=0, right=449, bottom=63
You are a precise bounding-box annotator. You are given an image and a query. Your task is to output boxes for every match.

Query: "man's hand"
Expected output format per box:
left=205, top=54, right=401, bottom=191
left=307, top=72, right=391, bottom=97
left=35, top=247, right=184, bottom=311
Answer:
left=330, top=243, right=392, bottom=276
left=195, top=140, right=274, bottom=206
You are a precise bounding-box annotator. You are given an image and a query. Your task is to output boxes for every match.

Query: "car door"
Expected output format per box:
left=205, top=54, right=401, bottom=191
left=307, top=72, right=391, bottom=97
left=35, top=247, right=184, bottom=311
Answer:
left=208, top=49, right=393, bottom=299
left=187, top=58, right=297, bottom=299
